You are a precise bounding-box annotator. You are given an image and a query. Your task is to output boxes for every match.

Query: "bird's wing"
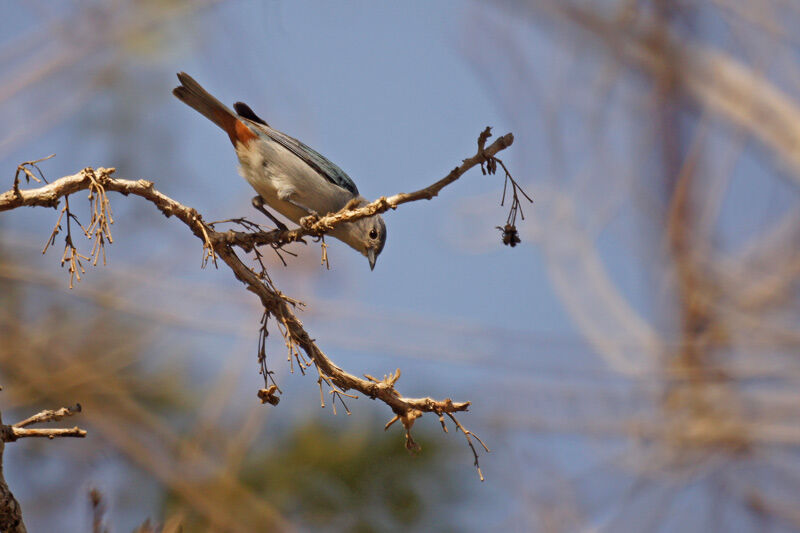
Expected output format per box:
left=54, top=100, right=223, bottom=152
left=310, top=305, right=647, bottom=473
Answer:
left=248, top=121, right=360, bottom=196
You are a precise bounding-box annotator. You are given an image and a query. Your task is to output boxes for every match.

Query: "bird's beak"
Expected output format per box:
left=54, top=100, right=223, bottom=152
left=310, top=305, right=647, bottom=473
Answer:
left=367, top=248, right=377, bottom=271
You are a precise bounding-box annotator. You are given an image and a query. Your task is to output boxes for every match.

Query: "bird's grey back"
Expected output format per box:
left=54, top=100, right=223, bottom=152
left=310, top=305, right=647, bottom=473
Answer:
left=245, top=120, right=360, bottom=197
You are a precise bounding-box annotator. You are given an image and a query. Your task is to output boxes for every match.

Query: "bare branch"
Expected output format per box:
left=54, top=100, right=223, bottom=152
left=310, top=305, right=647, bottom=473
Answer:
left=0, top=399, right=87, bottom=532
left=295, top=128, right=516, bottom=235
left=0, top=128, right=514, bottom=478
left=4, top=403, right=87, bottom=442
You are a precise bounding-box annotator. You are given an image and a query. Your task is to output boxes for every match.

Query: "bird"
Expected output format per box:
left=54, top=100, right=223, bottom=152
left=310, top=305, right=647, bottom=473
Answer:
left=172, top=72, right=386, bottom=270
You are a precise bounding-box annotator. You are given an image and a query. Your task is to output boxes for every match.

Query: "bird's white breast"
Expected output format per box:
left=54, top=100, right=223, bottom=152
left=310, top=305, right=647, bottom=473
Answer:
left=235, top=138, right=352, bottom=224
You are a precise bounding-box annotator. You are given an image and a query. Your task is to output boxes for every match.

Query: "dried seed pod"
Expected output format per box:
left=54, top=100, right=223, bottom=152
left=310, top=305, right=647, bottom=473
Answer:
left=497, top=224, right=521, bottom=247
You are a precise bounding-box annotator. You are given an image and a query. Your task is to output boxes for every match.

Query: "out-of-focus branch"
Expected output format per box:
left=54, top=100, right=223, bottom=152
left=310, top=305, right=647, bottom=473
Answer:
left=540, top=2, right=800, bottom=184
left=0, top=128, right=514, bottom=479
left=3, top=403, right=86, bottom=442
left=0, top=397, right=86, bottom=533
left=0, top=413, right=24, bottom=533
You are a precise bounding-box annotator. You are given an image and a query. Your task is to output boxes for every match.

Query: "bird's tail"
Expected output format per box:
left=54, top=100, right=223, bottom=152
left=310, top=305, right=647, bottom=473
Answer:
left=172, top=72, right=255, bottom=145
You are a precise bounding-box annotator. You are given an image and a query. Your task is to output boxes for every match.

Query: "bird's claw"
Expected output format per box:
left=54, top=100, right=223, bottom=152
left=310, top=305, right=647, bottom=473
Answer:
left=251, top=195, right=288, bottom=231
left=300, top=214, right=320, bottom=230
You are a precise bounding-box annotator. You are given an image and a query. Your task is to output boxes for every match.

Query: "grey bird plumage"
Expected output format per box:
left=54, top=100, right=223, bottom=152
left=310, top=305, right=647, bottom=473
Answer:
left=172, top=72, right=386, bottom=269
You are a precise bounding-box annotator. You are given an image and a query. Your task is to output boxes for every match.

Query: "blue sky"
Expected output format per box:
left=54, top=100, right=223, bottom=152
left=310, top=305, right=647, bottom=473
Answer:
left=4, top=1, right=799, bottom=531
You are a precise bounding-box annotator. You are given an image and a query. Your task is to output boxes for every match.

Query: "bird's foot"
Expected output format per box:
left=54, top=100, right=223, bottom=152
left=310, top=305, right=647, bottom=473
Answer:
left=251, top=196, right=288, bottom=231
left=299, top=213, right=321, bottom=231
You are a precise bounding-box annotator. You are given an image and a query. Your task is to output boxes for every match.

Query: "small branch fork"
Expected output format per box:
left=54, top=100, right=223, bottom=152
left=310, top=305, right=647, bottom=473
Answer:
left=0, top=391, right=86, bottom=533
left=4, top=404, right=86, bottom=441
left=12, top=154, right=54, bottom=194
left=0, top=128, right=518, bottom=479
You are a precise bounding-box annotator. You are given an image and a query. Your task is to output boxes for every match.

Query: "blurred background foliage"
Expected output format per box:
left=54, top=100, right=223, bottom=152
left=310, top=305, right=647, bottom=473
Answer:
left=165, top=422, right=457, bottom=532
left=2, top=0, right=800, bottom=532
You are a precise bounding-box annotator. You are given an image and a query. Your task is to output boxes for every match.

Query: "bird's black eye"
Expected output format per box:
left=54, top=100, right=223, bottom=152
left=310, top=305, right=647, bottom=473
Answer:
left=369, top=229, right=378, bottom=240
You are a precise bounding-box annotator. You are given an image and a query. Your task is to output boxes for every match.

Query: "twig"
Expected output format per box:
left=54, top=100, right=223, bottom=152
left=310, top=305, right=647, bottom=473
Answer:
left=479, top=136, right=532, bottom=247
left=13, top=404, right=81, bottom=428
left=10, top=427, right=86, bottom=439
left=319, top=237, right=330, bottom=270
left=12, top=154, right=54, bottom=195
left=445, top=412, right=490, bottom=482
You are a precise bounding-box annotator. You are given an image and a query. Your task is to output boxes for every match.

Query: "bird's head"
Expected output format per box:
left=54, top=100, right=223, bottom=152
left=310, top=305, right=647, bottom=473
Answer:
left=333, top=214, right=387, bottom=270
